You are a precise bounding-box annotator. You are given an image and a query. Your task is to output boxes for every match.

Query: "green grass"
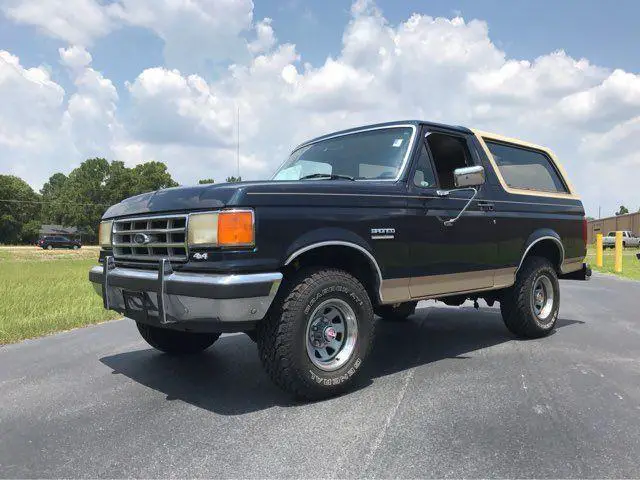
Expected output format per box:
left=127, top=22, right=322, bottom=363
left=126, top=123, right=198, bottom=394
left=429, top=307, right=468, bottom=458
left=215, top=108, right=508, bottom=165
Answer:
left=0, top=246, right=120, bottom=345
left=586, top=245, right=640, bottom=281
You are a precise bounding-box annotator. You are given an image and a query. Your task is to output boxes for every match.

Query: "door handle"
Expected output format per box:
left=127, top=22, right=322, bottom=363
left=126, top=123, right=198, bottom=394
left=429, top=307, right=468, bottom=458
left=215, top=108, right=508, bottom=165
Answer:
left=477, top=201, right=495, bottom=212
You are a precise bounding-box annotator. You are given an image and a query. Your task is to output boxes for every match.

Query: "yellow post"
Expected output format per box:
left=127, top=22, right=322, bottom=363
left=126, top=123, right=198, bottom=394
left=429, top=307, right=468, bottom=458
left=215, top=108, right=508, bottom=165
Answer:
left=596, top=233, right=603, bottom=268
left=614, top=231, right=623, bottom=273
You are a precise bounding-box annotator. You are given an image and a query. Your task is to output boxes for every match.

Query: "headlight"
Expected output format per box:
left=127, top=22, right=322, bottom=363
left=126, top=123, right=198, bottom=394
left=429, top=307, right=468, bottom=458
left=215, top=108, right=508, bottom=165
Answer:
left=98, top=220, right=113, bottom=248
left=187, top=212, right=219, bottom=246
left=187, top=210, right=254, bottom=248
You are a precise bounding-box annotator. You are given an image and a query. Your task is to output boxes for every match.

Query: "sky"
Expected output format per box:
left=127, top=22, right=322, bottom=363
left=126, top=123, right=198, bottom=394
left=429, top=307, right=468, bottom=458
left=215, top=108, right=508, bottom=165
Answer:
left=1, top=0, right=639, bottom=217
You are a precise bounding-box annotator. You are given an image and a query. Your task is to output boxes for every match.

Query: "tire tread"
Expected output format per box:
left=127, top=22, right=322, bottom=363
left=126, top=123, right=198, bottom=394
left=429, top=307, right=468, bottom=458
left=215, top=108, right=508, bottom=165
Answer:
left=257, top=268, right=374, bottom=399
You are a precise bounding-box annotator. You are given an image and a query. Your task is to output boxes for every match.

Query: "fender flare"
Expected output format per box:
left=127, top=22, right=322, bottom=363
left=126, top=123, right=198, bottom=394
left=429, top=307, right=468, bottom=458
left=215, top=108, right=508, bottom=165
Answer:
left=283, top=228, right=384, bottom=302
left=517, top=229, right=565, bottom=273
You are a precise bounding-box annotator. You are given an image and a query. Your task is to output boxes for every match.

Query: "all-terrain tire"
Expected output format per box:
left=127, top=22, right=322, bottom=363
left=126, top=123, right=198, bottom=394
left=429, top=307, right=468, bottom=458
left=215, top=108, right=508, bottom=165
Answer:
left=256, top=268, right=375, bottom=400
left=136, top=322, right=220, bottom=355
left=500, top=256, right=560, bottom=338
left=375, top=301, right=418, bottom=322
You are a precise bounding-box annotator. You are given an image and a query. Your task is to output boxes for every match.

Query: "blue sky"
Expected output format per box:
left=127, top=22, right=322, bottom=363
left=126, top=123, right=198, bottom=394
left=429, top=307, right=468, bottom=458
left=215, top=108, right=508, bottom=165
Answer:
left=3, top=1, right=639, bottom=98
left=255, top=0, right=640, bottom=72
left=1, top=0, right=639, bottom=216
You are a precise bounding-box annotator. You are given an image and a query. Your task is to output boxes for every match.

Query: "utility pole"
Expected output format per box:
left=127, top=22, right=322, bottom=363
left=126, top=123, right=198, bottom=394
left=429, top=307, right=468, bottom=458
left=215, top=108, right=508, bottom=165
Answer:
left=237, top=105, right=240, bottom=179
left=598, top=205, right=601, bottom=219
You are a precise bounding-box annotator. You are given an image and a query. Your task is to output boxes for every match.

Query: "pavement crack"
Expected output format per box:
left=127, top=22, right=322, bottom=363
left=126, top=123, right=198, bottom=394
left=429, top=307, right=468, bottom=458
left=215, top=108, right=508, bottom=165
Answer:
left=361, top=366, right=415, bottom=475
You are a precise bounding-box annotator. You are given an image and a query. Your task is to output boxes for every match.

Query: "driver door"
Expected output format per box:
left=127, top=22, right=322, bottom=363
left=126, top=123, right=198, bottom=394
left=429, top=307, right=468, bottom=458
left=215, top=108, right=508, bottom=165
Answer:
left=404, top=129, right=497, bottom=298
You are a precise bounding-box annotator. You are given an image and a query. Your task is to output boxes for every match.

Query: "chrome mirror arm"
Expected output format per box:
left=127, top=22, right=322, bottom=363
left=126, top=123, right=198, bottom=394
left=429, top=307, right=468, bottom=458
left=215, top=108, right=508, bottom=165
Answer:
left=436, top=187, right=478, bottom=227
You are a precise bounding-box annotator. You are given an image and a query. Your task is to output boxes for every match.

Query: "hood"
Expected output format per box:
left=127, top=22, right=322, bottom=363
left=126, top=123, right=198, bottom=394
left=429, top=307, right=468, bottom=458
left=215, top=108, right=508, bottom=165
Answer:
left=102, top=182, right=267, bottom=219
left=102, top=179, right=408, bottom=219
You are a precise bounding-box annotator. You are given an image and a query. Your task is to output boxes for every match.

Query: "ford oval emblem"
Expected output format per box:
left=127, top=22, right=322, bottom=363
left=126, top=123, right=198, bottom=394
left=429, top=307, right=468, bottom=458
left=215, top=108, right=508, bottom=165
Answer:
left=133, top=233, right=151, bottom=245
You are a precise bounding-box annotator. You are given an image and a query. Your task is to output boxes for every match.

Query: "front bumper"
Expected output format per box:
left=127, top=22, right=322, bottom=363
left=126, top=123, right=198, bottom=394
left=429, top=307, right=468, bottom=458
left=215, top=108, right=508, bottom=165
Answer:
left=89, top=257, right=282, bottom=329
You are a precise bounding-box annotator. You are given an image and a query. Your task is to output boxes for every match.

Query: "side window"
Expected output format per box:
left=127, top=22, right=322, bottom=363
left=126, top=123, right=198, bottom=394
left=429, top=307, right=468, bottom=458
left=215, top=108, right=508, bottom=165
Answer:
left=484, top=140, right=568, bottom=193
left=413, top=143, right=437, bottom=188
left=425, top=133, right=472, bottom=189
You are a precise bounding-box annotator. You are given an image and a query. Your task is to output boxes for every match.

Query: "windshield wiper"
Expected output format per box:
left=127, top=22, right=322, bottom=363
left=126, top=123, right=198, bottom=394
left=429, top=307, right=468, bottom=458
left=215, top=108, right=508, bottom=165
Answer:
left=299, top=173, right=355, bottom=181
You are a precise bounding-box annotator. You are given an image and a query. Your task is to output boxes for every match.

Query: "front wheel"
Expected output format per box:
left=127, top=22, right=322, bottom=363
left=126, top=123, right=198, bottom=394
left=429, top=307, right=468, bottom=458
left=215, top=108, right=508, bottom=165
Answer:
left=46, top=245, right=53, bottom=250
left=136, top=322, right=220, bottom=355
left=72, top=245, right=79, bottom=250
left=257, top=268, right=375, bottom=400
left=500, top=256, right=559, bottom=338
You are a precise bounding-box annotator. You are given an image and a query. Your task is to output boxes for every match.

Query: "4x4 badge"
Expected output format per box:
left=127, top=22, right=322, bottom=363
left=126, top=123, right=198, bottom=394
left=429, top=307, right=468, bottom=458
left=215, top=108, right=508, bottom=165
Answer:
left=192, top=252, right=209, bottom=260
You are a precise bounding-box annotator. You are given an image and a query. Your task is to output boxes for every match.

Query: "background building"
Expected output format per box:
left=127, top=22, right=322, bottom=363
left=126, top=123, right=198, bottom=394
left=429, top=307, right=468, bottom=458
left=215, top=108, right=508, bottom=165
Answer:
left=587, top=212, right=640, bottom=244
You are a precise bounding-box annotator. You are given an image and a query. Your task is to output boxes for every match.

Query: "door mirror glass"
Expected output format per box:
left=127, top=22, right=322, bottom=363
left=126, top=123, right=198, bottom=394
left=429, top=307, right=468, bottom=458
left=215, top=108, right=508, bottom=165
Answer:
left=453, top=165, right=485, bottom=188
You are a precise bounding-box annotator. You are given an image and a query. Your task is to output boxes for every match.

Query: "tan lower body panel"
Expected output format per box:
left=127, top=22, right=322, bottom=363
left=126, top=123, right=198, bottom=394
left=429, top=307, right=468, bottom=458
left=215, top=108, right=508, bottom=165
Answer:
left=380, top=267, right=517, bottom=304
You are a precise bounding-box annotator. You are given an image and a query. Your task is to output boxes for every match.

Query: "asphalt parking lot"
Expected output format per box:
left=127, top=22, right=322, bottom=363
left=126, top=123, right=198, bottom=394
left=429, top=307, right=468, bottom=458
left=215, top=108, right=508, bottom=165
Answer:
left=1, top=274, right=639, bottom=478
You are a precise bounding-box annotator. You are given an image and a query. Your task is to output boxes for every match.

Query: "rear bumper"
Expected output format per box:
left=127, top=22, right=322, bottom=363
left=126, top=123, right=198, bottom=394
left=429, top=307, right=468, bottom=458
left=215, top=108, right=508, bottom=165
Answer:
left=559, top=262, right=591, bottom=281
left=89, top=257, right=282, bottom=328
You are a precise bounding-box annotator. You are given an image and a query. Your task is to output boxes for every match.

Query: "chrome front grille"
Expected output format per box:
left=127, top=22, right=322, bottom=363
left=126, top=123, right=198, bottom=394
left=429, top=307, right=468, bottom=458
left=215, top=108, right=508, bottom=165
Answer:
left=112, top=214, right=188, bottom=262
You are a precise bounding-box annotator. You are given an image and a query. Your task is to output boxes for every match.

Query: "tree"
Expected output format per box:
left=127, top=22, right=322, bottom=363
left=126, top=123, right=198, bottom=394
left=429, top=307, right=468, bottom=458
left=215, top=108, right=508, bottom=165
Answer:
left=225, top=176, right=242, bottom=183
left=132, top=161, right=178, bottom=193
left=40, top=172, right=68, bottom=225
left=198, top=178, right=215, bottom=184
left=40, top=159, right=179, bottom=243
left=616, top=205, right=629, bottom=216
left=0, top=175, right=41, bottom=244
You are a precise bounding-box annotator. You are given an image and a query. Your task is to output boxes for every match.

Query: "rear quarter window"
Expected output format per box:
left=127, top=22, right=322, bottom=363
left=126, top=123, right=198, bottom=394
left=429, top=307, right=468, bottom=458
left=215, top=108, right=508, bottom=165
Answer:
left=484, top=140, right=568, bottom=193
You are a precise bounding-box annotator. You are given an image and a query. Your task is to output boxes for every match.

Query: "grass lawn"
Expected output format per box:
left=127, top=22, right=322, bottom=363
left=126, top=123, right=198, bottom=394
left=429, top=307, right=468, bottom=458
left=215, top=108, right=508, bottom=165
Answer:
left=0, top=246, right=120, bottom=345
left=586, top=245, right=640, bottom=281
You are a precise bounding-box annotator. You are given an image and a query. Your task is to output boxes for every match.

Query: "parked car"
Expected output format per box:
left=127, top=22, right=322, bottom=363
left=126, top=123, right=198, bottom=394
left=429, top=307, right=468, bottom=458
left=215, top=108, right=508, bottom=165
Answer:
left=90, top=120, right=590, bottom=399
left=38, top=236, right=82, bottom=250
left=602, top=230, right=640, bottom=248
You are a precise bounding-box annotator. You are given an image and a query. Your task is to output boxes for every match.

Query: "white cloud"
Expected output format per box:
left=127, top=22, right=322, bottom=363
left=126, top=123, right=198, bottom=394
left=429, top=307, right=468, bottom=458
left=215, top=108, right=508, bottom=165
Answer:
left=61, top=50, right=120, bottom=158
left=1, top=0, right=113, bottom=45
left=2, top=0, right=256, bottom=71
left=125, top=67, right=235, bottom=147
left=249, top=18, right=276, bottom=55
left=1, top=0, right=639, bottom=215
left=108, top=0, right=255, bottom=72
left=59, top=45, right=92, bottom=72
left=0, top=48, right=119, bottom=185
left=0, top=51, right=66, bottom=181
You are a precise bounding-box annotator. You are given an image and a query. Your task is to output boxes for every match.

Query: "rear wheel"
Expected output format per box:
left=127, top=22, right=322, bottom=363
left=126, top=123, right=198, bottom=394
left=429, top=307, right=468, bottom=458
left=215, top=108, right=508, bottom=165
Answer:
left=136, top=322, right=220, bottom=355
left=46, top=245, right=53, bottom=250
left=500, top=256, right=559, bottom=338
left=375, top=301, right=417, bottom=322
left=72, top=245, right=79, bottom=250
left=257, top=268, right=375, bottom=400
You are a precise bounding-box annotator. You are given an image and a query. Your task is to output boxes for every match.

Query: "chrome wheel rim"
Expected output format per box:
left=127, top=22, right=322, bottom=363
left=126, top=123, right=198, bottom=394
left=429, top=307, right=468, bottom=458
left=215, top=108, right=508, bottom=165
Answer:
left=305, top=298, right=358, bottom=372
left=531, top=274, right=554, bottom=323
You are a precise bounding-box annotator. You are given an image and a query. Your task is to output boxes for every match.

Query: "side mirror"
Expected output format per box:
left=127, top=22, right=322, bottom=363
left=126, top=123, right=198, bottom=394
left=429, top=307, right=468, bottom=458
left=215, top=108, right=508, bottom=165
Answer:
left=454, top=165, right=485, bottom=188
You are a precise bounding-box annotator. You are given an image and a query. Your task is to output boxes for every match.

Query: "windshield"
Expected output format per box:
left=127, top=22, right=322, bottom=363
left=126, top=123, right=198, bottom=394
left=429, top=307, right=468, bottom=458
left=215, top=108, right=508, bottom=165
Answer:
left=272, top=126, right=415, bottom=181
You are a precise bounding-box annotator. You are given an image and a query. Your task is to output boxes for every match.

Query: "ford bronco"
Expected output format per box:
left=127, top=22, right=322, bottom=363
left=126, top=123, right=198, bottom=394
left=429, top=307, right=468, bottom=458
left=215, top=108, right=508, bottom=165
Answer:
left=89, top=120, right=591, bottom=399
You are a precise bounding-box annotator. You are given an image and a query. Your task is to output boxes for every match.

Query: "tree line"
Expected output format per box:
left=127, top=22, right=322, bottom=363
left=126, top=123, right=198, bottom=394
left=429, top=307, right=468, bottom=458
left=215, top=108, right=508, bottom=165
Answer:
left=0, top=158, right=241, bottom=244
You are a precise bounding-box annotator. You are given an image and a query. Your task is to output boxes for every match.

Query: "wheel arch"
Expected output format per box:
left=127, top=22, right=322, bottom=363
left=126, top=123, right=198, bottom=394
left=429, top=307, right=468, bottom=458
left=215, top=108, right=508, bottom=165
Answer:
left=283, top=232, right=383, bottom=304
left=517, top=230, right=565, bottom=274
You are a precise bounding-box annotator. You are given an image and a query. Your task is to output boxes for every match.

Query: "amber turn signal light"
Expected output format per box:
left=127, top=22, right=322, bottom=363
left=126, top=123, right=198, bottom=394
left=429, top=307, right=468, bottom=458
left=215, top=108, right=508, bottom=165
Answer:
left=218, top=210, right=255, bottom=247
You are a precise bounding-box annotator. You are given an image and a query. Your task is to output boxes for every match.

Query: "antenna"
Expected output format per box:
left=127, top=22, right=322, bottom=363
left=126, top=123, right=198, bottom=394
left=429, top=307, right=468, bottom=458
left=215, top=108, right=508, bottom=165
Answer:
left=237, top=105, right=240, bottom=178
